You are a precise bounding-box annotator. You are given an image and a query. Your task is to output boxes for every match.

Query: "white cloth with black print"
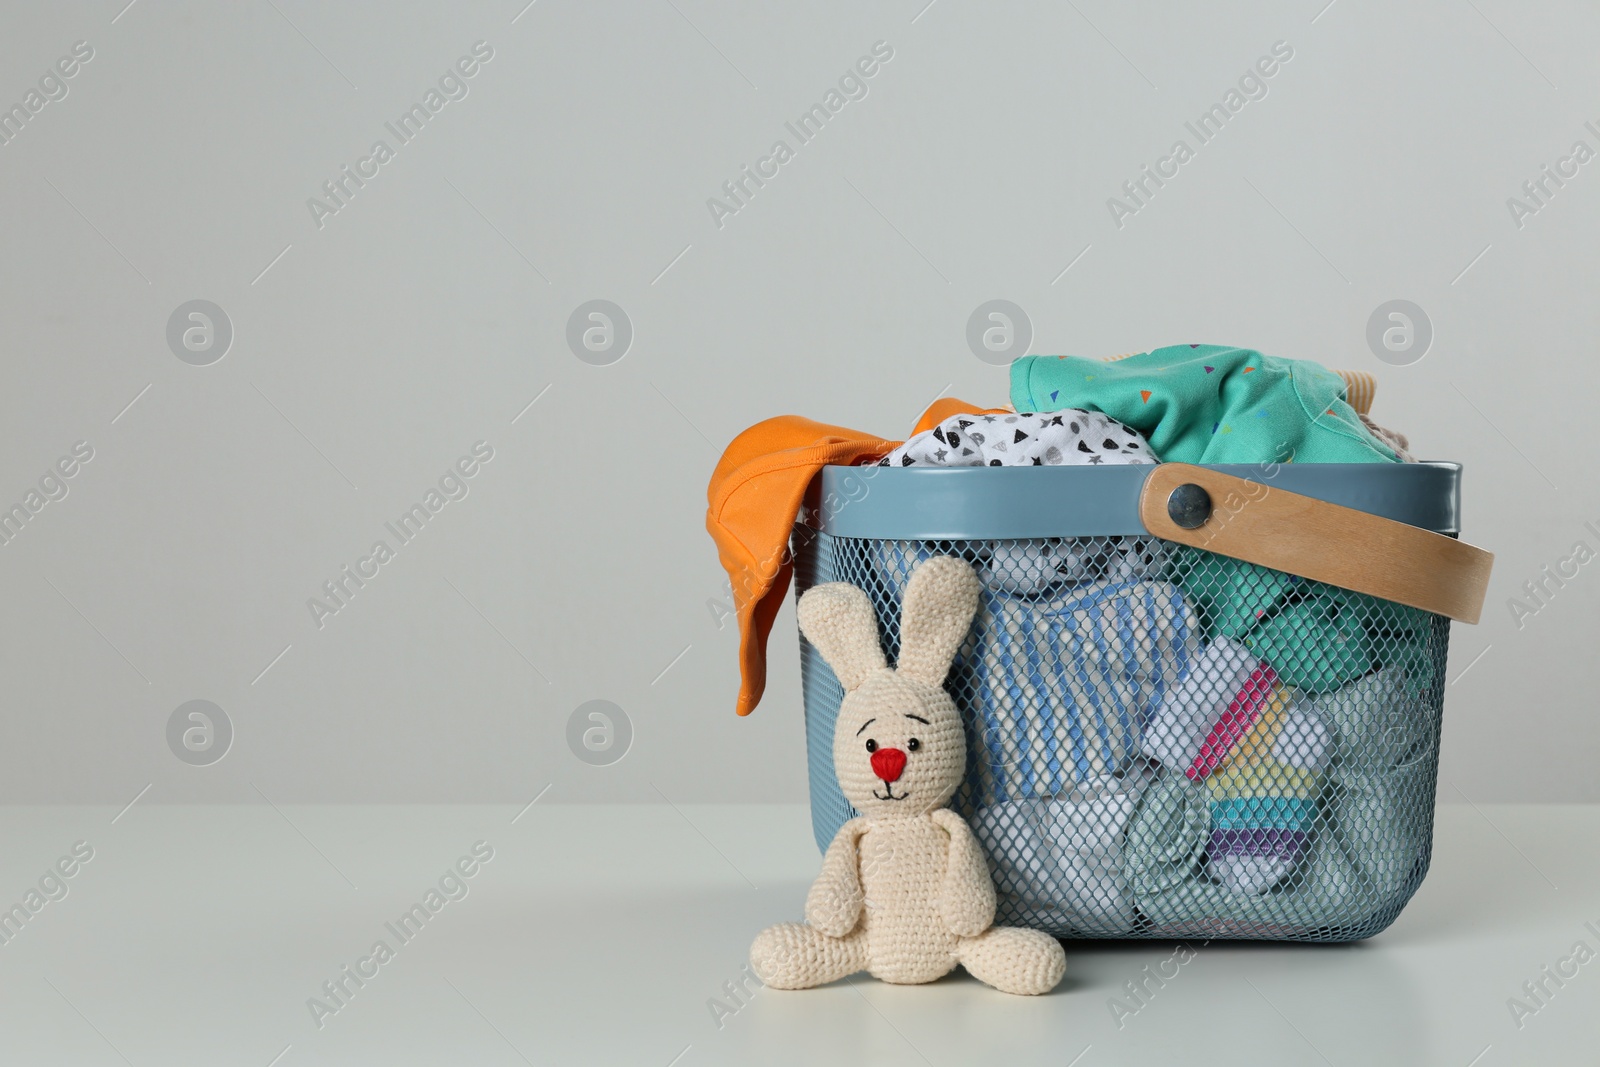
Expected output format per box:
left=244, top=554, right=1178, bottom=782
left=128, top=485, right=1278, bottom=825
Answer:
left=879, top=409, right=1158, bottom=467
left=877, top=410, right=1164, bottom=595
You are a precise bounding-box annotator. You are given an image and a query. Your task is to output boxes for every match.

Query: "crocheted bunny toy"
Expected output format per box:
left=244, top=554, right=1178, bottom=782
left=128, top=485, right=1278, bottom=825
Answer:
left=751, top=556, right=1066, bottom=995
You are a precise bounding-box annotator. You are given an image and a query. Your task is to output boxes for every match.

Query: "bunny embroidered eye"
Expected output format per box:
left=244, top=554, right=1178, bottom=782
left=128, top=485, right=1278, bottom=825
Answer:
left=865, top=738, right=878, bottom=753
left=907, top=738, right=921, bottom=752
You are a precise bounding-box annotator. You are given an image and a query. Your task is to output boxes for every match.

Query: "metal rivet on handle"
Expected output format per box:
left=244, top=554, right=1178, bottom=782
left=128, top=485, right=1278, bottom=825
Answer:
left=1167, top=483, right=1212, bottom=529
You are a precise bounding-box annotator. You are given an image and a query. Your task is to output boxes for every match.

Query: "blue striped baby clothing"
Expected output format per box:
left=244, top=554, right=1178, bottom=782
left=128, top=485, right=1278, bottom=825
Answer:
left=965, top=580, right=1197, bottom=802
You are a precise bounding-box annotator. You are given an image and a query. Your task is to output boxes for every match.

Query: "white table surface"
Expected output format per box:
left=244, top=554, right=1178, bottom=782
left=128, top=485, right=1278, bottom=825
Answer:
left=0, top=802, right=1593, bottom=1066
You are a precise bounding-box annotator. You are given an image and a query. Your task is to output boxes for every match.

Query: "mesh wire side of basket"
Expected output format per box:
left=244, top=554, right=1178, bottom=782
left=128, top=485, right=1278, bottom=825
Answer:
left=796, top=527, right=1448, bottom=943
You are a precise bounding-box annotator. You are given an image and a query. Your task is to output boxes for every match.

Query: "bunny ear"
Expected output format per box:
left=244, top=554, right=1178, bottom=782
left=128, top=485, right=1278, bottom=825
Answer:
left=895, top=556, right=981, bottom=687
left=796, top=582, right=887, bottom=692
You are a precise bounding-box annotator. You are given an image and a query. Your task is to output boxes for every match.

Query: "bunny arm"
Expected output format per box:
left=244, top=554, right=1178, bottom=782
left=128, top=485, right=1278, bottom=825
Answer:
left=805, top=817, right=870, bottom=937
left=930, top=808, right=997, bottom=937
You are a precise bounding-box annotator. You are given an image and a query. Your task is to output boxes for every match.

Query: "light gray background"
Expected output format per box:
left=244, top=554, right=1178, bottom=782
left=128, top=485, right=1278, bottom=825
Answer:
left=2, top=0, right=1595, bottom=806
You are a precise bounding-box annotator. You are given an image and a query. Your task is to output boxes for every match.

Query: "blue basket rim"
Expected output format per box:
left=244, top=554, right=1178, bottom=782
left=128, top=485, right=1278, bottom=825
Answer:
left=801, top=461, right=1463, bottom=539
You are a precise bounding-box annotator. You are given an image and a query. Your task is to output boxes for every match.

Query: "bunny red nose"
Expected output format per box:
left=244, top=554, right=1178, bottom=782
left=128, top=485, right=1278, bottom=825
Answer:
left=870, top=747, right=907, bottom=782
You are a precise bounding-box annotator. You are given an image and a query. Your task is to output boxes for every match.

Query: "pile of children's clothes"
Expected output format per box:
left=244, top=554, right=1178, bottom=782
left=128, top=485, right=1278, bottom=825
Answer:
left=707, top=344, right=1436, bottom=935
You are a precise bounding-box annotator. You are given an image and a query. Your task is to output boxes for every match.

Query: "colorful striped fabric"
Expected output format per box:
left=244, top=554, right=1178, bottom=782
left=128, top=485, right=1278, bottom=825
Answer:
left=1142, top=635, right=1258, bottom=770
left=1339, top=370, right=1376, bottom=416
left=966, top=580, right=1196, bottom=802
left=1210, top=796, right=1317, bottom=830
left=1200, top=682, right=1330, bottom=893
left=1187, top=664, right=1279, bottom=780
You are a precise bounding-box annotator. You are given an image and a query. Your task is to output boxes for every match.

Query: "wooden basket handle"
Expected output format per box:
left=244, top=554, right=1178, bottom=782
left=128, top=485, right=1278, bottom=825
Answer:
left=1138, top=463, right=1494, bottom=624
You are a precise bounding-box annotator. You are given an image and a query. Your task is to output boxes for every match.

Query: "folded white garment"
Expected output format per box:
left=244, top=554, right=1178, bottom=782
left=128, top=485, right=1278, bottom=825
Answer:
left=1142, top=636, right=1259, bottom=770
left=971, top=769, right=1150, bottom=935
left=1210, top=854, right=1296, bottom=894
left=1272, top=703, right=1333, bottom=769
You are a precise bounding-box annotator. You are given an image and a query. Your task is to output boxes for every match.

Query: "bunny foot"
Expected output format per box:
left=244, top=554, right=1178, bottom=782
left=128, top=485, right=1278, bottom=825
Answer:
left=956, top=926, right=1066, bottom=995
left=750, top=923, right=868, bottom=990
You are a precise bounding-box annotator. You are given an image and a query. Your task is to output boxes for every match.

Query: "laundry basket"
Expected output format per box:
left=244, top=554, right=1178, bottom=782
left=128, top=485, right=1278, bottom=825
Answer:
left=793, top=461, right=1492, bottom=942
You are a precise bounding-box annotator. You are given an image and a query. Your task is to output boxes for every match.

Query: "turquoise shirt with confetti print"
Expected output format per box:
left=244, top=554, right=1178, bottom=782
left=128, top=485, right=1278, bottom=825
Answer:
left=1009, top=345, right=1399, bottom=465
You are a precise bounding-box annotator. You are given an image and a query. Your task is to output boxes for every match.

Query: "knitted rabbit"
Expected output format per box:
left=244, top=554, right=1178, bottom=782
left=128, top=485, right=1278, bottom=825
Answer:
left=751, top=556, right=1067, bottom=996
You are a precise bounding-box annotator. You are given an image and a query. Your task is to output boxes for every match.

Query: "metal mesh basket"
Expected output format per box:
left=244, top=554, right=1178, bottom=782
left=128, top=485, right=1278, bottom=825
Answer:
left=793, top=462, right=1471, bottom=943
